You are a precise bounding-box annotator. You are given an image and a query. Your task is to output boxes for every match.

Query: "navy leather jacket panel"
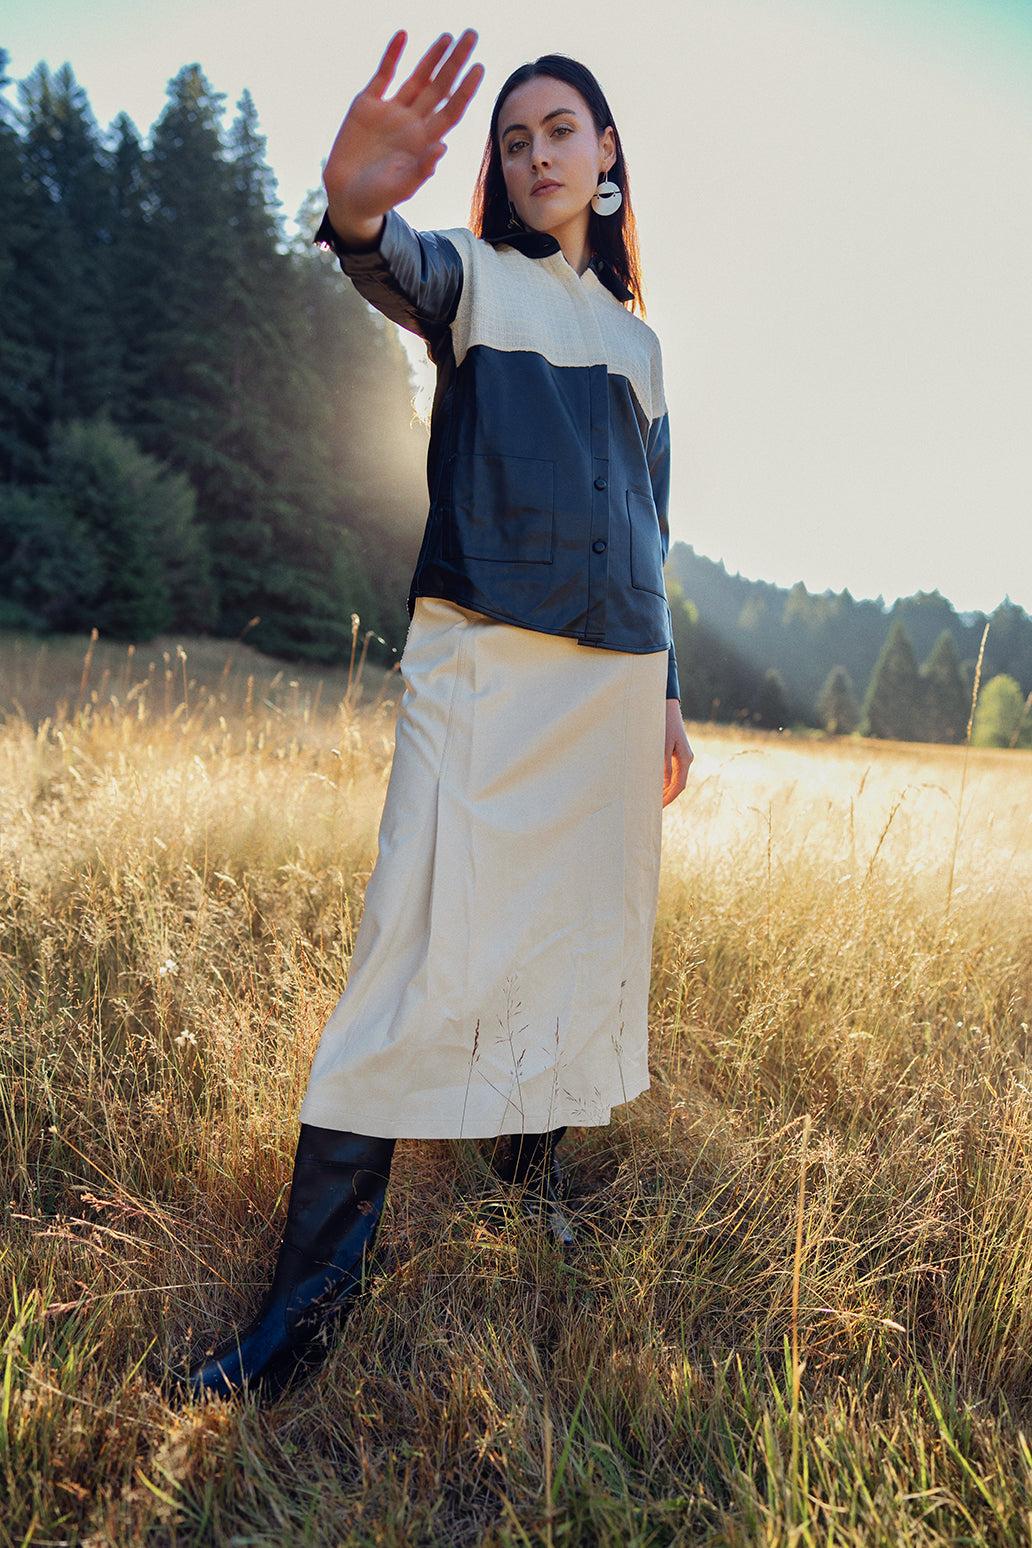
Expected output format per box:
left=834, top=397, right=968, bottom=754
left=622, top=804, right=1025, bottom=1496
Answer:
left=316, top=209, right=679, bottom=700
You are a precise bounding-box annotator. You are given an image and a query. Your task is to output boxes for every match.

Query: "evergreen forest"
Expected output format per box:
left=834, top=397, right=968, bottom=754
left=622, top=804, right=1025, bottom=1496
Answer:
left=0, top=51, right=427, bottom=667
left=2, top=51, right=1030, bottom=745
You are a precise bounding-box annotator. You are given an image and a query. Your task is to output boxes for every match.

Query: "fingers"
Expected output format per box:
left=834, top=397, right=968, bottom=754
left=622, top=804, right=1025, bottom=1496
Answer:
left=394, top=32, right=453, bottom=107
left=670, top=743, right=694, bottom=803
left=422, top=28, right=479, bottom=106
left=366, top=31, right=407, bottom=99
left=662, top=755, right=689, bottom=807
left=406, top=29, right=480, bottom=117
left=433, top=58, right=485, bottom=135
left=367, top=29, right=482, bottom=136
left=662, top=743, right=676, bottom=806
left=662, top=706, right=694, bottom=807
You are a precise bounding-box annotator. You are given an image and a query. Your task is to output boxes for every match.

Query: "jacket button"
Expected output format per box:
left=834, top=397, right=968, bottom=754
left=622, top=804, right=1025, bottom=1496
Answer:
left=594, top=476, right=608, bottom=490
left=592, top=539, right=607, bottom=554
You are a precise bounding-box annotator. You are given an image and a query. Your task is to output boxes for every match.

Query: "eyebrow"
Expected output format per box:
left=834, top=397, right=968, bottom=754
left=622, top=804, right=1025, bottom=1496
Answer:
left=501, top=107, right=581, bottom=140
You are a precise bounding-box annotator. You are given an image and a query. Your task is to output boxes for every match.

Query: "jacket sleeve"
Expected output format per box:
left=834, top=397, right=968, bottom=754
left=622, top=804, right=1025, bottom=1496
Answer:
left=314, top=209, right=464, bottom=357
left=646, top=412, right=680, bottom=703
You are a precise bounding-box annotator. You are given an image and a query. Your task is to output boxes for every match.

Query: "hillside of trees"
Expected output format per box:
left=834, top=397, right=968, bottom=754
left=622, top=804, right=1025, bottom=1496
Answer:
left=2, top=52, right=1029, bottom=746
left=0, top=51, right=427, bottom=665
left=665, top=545, right=1032, bottom=745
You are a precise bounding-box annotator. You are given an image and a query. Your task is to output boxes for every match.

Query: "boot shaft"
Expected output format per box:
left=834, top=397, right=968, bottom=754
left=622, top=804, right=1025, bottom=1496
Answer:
left=486, top=1127, right=567, bottom=1186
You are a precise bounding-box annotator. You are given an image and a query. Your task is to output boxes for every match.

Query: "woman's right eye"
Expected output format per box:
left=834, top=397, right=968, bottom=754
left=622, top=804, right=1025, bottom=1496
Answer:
left=505, top=138, right=528, bottom=155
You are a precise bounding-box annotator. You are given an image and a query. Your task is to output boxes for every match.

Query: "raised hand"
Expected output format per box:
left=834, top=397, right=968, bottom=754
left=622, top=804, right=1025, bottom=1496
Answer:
left=323, top=30, right=484, bottom=247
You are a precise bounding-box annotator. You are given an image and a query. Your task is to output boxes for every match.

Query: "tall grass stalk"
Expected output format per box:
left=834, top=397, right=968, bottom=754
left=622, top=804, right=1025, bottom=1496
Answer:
left=944, top=619, right=989, bottom=919
left=789, top=1114, right=810, bottom=1529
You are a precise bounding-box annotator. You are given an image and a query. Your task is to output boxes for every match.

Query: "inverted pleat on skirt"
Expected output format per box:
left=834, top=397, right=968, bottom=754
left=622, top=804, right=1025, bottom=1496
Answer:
left=300, top=597, right=667, bottom=1139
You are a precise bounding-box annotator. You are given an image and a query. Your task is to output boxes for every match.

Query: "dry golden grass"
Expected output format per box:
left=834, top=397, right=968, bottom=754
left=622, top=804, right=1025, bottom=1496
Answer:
left=2, top=631, right=1032, bottom=1546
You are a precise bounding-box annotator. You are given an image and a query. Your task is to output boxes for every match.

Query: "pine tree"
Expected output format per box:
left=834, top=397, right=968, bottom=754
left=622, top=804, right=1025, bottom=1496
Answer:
left=984, top=601, right=1032, bottom=696
left=131, top=67, right=284, bottom=634
left=919, top=630, right=969, bottom=743
left=756, top=668, right=789, bottom=729
left=0, top=64, right=47, bottom=481
left=862, top=619, right=921, bottom=740
left=0, top=485, right=103, bottom=630
left=134, top=65, right=237, bottom=463
left=105, top=112, right=153, bottom=424
left=14, top=64, right=122, bottom=437
left=227, top=88, right=281, bottom=249
left=45, top=418, right=210, bottom=638
left=891, top=591, right=958, bottom=666
left=817, top=667, right=859, bottom=735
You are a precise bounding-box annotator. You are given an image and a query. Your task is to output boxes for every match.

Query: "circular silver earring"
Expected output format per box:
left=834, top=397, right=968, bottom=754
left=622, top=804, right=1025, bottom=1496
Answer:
left=591, top=171, right=622, bottom=217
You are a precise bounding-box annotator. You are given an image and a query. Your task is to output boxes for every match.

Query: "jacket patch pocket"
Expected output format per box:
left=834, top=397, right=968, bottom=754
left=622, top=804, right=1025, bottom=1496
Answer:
left=628, top=490, right=666, bottom=596
left=450, top=454, right=555, bottom=564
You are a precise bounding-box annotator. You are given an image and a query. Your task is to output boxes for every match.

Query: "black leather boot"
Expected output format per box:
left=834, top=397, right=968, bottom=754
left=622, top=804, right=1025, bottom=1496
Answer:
left=187, top=1125, right=395, bottom=1402
left=486, top=1127, right=575, bottom=1246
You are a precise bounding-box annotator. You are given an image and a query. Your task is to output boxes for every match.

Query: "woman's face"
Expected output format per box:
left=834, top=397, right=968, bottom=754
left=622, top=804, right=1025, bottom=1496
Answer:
left=498, top=77, right=615, bottom=268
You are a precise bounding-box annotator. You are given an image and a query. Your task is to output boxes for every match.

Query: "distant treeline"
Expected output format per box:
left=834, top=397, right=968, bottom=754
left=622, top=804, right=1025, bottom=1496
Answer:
left=0, top=52, right=427, bottom=664
left=666, top=545, right=1032, bottom=746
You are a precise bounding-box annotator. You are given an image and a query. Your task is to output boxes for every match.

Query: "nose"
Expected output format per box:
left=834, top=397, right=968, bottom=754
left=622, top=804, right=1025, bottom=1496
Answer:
left=532, top=137, right=551, bottom=169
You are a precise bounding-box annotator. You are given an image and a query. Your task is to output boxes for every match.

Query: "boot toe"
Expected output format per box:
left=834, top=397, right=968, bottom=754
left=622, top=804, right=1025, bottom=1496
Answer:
left=186, top=1308, right=300, bottom=1402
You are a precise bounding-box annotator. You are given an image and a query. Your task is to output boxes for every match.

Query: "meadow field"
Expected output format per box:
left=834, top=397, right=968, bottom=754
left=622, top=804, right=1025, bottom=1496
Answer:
left=2, top=631, right=1031, bottom=1547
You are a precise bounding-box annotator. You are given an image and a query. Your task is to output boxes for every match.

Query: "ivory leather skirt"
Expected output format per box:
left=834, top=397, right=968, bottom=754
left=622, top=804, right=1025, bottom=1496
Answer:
left=300, top=597, right=667, bottom=1139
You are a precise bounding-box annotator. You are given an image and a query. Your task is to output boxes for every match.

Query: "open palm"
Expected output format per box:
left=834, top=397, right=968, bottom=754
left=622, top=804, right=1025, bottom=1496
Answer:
left=324, top=31, right=483, bottom=234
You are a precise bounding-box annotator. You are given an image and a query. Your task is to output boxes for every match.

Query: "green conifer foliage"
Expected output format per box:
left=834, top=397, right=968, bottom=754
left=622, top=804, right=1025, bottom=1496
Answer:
left=0, top=486, right=103, bottom=631
left=105, top=112, right=152, bottom=423
left=919, top=630, right=969, bottom=743
left=0, top=51, right=49, bottom=482
left=45, top=418, right=210, bottom=638
left=0, top=419, right=213, bottom=638
left=756, top=668, right=789, bottom=729
left=15, top=64, right=122, bottom=437
left=817, top=667, right=860, bottom=735
left=862, top=619, right=921, bottom=739
left=985, top=601, right=1032, bottom=693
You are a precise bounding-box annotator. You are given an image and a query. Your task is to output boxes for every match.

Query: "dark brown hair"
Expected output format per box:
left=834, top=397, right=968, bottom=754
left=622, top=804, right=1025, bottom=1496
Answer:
left=469, top=55, right=645, bottom=315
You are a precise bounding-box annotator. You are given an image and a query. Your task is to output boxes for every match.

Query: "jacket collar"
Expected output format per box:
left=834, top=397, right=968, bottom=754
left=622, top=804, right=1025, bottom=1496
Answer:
left=485, top=231, right=633, bottom=305
left=588, top=256, right=634, bottom=305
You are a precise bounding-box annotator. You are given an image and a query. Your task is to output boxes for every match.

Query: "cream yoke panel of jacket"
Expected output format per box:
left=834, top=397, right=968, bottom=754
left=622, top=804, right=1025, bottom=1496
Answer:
left=443, top=227, right=666, bottom=429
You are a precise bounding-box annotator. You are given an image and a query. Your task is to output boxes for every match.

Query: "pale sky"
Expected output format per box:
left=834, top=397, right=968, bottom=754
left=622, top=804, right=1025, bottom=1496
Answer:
left=4, top=0, right=1032, bottom=615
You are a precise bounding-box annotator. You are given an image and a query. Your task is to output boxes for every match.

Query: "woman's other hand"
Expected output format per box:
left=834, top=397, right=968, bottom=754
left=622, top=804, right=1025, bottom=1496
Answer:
left=323, top=30, right=484, bottom=249
left=663, top=699, right=693, bottom=807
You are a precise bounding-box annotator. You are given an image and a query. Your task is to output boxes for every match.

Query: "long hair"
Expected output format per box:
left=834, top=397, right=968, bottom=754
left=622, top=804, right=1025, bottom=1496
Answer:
left=469, top=55, right=645, bottom=315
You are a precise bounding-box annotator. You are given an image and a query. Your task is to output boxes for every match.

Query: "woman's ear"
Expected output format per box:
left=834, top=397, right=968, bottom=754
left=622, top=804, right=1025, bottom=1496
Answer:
left=600, top=125, right=616, bottom=174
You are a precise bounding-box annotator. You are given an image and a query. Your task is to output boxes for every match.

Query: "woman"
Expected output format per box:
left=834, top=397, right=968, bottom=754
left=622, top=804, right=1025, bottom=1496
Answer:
left=188, top=29, right=692, bottom=1402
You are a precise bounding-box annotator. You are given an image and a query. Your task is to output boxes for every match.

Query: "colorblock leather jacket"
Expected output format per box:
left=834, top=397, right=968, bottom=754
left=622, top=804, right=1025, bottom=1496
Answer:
left=316, top=209, right=679, bottom=700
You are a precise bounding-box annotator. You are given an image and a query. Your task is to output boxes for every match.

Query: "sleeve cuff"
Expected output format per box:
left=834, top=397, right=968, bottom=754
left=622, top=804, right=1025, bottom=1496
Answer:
left=666, top=648, right=680, bottom=704
left=313, top=208, right=387, bottom=264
